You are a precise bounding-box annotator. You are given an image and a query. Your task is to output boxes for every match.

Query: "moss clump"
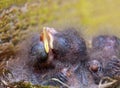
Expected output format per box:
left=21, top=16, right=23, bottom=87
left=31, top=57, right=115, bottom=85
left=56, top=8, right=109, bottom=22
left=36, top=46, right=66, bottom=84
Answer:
left=6, top=81, right=57, bottom=88
left=0, top=6, right=30, bottom=46
left=0, top=0, right=32, bottom=12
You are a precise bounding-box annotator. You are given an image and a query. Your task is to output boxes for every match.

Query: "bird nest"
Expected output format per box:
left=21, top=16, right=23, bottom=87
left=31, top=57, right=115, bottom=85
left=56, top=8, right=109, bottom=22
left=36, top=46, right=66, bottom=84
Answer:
left=0, top=2, right=120, bottom=88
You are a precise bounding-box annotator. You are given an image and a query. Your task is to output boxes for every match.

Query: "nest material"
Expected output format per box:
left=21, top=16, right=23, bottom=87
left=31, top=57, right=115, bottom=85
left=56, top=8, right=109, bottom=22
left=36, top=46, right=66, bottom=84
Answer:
left=98, top=77, right=119, bottom=88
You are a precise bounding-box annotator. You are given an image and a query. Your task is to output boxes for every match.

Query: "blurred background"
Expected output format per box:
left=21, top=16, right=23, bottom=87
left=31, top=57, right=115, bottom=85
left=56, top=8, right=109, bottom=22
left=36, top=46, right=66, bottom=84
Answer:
left=1, top=0, right=120, bottom=41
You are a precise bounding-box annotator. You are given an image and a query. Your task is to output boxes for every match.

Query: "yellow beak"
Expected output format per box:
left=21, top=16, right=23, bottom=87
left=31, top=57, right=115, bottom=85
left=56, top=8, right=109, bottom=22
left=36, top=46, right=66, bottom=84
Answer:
left=41, top=27, right=55, bottom=53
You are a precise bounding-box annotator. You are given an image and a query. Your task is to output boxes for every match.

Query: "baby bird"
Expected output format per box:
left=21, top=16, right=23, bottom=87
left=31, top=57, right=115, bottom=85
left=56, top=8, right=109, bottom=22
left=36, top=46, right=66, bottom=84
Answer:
left=88, top=35, right=120, bottom=84
left=30, top=27, right=89, bottom=86
left=42, top=27, right=87, bottom=64
left=30, top=27, right=87, bottom=67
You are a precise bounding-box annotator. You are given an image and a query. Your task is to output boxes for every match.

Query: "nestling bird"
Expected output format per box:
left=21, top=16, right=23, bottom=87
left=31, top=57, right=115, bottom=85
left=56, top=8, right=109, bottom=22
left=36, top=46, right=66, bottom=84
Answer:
left=88, top=35, right=120, bottom=84
left=30, top=27, right=89, bottom=86
left=30, top=27, right=87, bottom=67
left=42, top=27, right=87, bottom=64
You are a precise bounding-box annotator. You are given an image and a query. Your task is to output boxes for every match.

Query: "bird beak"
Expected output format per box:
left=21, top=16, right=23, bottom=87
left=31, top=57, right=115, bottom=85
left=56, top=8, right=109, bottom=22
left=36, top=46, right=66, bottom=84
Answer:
left=40, top=27, right=57, bottom=53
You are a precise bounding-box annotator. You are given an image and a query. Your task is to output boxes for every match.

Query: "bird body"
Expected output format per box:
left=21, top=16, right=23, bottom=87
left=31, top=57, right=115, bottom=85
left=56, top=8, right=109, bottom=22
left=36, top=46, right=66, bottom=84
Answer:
left=88, top=35, right=120, bottom=84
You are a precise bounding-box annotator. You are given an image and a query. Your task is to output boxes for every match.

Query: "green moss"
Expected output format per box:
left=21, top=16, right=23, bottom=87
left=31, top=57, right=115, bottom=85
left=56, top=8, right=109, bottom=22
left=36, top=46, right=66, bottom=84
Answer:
left=7, top=81, right=57, bottom=88
left=0, top=0, right=32, bottom=11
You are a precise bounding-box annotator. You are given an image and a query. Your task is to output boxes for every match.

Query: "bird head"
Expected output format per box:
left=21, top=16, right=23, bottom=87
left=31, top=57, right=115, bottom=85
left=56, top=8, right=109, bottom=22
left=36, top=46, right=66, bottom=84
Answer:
left=30, top=27, right=69, bottom=64
left=30, top=27, right=58, bottom=69
left=92, top=35, right=120, bottom=51
left=31, top=41, right=48, bottom=63
left=40, top=27, right=69, bottom=57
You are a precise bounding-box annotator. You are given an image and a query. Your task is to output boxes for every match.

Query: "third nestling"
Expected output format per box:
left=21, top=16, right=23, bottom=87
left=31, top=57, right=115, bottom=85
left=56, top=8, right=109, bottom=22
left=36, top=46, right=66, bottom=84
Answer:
left=88, top=35, right=120, bottom=84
